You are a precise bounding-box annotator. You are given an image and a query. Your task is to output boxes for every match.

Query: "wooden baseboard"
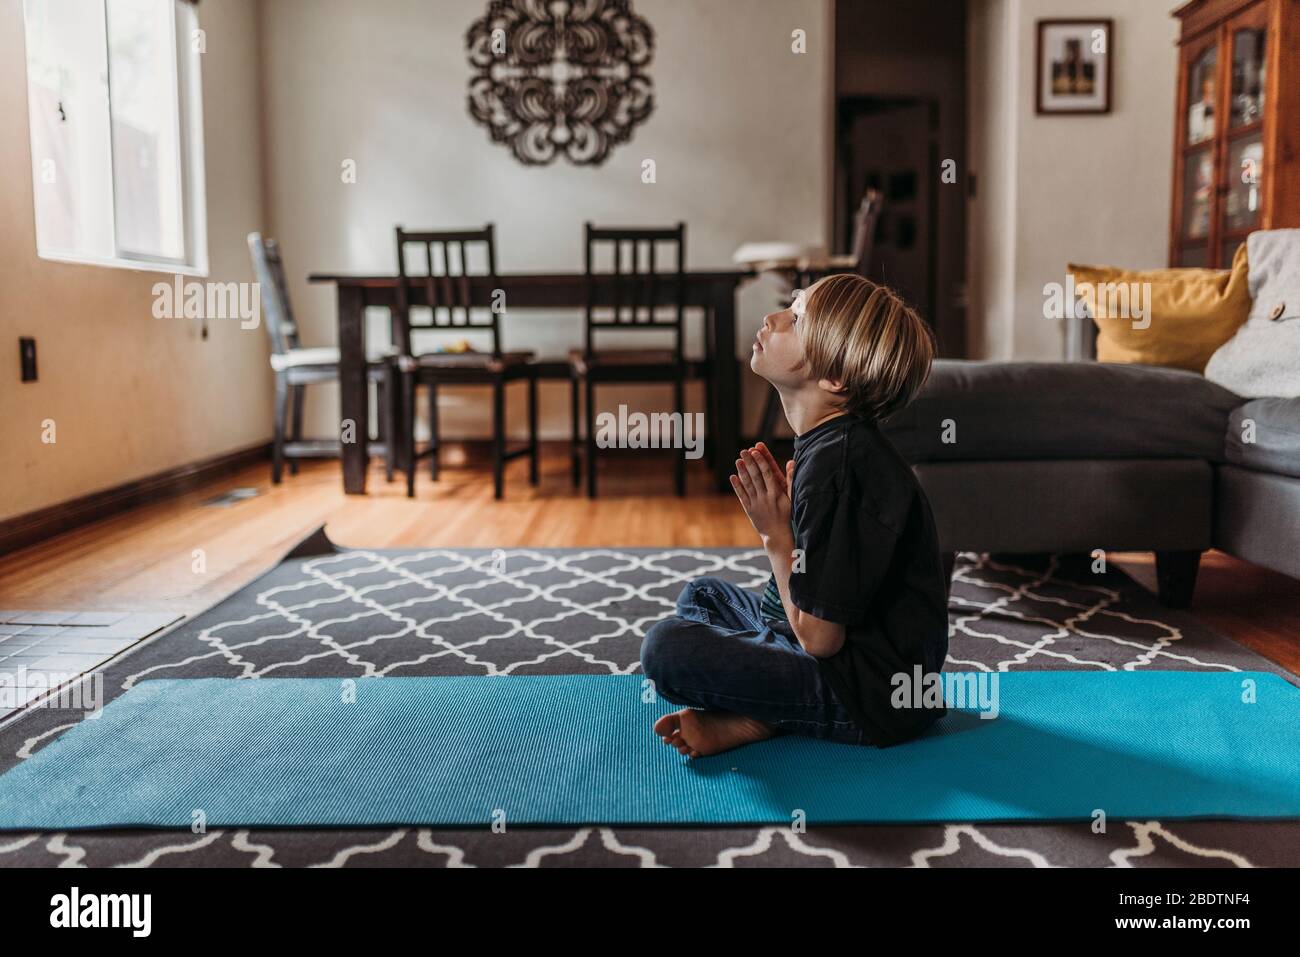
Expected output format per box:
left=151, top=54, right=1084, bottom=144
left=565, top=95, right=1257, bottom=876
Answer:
left=0, top=443, right=272, bottom=557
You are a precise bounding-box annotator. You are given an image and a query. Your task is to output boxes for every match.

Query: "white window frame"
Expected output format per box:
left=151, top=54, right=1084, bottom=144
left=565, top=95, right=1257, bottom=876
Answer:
left=23, top=0, right=208, bottom=277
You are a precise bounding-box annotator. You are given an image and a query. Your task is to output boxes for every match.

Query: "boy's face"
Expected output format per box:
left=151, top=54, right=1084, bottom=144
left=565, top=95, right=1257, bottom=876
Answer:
left=750, top=291, right=806, bottom=388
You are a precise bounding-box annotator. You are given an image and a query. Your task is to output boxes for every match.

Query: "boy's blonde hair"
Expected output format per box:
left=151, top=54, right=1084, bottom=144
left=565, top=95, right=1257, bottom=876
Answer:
left=797, top=273, right=935, bottom=420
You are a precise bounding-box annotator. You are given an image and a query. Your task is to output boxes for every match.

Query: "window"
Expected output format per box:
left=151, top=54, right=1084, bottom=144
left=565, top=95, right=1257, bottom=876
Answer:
left=23, top=0, right=207, bottom=274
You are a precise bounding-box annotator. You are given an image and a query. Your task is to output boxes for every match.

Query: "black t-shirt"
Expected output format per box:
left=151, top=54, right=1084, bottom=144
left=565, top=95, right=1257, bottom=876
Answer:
left=786, top=413, right=949, bottom=747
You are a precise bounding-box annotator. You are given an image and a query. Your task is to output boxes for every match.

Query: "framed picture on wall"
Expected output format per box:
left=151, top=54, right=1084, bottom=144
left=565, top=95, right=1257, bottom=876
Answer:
left=1036, top=19, right=1113, bottom=115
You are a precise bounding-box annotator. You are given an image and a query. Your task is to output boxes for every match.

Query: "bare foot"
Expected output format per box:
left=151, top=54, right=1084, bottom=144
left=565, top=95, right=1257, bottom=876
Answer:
left=653, top=708, right=774, bottom=758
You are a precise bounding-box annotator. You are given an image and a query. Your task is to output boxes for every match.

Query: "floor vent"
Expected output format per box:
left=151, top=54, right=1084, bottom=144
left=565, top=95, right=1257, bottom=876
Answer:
left=199, top=487, right=262, bottom=508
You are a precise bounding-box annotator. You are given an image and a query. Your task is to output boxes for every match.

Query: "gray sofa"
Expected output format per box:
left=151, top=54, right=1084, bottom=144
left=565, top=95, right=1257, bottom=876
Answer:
left=883, top=358, right=1300, bottom=607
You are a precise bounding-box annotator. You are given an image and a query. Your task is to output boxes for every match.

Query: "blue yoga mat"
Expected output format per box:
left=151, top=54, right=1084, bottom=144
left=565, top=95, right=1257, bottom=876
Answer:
left=0, top=672, right=1297, bottom=829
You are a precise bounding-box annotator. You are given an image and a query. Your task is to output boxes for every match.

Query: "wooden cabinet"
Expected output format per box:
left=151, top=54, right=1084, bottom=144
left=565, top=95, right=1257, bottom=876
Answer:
left=1170, top=0, right=1300, bottom=267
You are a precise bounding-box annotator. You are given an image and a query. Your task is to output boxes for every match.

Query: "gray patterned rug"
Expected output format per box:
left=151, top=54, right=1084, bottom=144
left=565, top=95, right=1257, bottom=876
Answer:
left=1, top=530, right=1297, bottom=868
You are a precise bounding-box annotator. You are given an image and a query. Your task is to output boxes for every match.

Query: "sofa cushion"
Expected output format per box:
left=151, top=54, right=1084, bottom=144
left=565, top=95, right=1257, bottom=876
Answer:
left=1213, top=465, right=1300, bottom=579
left=883, top=360, right=1242, bottom=463
left=916, top=459, right=1213, bottom=553
left=1226, top=398, right=1300, bottom=479
left=1205, top=229, right=1300, bottom=397
left=1069, top=243, right=1250, bottom=373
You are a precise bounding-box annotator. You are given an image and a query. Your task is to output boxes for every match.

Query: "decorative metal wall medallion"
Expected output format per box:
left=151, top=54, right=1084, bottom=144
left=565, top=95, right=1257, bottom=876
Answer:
left=466, top=0, right=655, bottom=167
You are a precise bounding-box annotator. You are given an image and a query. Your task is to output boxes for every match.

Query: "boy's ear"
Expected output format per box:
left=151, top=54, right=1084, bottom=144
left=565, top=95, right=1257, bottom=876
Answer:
left=816, top=376, right=846, bottom=396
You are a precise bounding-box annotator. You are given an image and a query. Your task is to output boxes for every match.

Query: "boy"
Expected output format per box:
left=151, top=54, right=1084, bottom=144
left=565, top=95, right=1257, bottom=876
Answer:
left=640, top=274, right=949, bottom=756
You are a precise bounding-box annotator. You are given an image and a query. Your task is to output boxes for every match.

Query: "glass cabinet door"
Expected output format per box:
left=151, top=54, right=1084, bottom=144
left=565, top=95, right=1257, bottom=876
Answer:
left=1223, top=17, right=1268, bottom=246
left=1229, top=27, right=1266, bottom=128
left=1181, top=150, right=1215, bottom=242
left=1172, top=6, right=1274, bottom=270
left=1185, top=45, right=1217, bottom=145
left=1225, top=132, right=1264, bottom=233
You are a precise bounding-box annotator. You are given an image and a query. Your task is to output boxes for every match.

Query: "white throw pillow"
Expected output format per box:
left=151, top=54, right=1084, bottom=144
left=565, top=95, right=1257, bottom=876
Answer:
left=1205, top=229, right=1300, bottom=397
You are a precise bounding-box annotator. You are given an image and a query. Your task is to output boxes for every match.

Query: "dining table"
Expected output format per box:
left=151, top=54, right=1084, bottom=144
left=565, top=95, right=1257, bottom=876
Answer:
left=307, top=269, right=751, bottom=495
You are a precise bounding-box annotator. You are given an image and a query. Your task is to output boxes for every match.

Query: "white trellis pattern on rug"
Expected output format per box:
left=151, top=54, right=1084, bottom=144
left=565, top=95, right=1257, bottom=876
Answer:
left=1, top=546, right=1296, bottom=868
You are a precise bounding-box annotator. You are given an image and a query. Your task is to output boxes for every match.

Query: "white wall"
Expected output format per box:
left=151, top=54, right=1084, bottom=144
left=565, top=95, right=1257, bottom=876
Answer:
left=259, top=0, right=835, bottom=440
left=967, top=0, right=1019, bottom=360
left=0, top=0, right=270, bottom=521
left=966, top=0, right=1179, bottom=359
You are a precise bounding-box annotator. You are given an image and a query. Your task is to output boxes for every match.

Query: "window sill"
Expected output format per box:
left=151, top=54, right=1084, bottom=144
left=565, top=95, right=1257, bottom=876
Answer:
left=35, top=250, right=210, bottom=279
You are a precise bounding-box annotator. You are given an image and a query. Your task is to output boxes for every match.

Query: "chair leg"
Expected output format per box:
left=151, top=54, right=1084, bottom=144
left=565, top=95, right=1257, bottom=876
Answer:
left=570, top=375, right=582, bottom=489
left=428, top=380, right=440, bottom=481
left=492, top=378, right=506, bottom=500
left=585, top=377, right=597, bottom=498
left=703, top=373, right=714, bottom=468
left=272, top=374, right=288, bottom=484
left=403, top=371, right=417, bottom=499
left=380, top=377, right=396, bottom=483
left=673, top=376, right=686, bottom=497
left=528, top=370, right=539, bottom=486
left=288, top=384, right=305, bottom=475
left=758, top=386, right=783, bottom=444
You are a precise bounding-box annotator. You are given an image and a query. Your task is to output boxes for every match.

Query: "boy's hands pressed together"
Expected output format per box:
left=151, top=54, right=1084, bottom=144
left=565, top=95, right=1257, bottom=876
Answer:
left=732, top=441, right=847, bottom=660
left=729, top=442, right=795, bottom=546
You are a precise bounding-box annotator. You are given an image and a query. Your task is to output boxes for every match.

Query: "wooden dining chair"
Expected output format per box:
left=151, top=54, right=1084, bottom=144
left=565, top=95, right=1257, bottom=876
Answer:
left=755, top=190, right=884, bottom=443
left=570, top=222, right=689, bottom=498
left=392, top=225, right=538, bottom=500
left=248, top=233, right=394, bottom=483
left=846, top=188, right=884, bottom=279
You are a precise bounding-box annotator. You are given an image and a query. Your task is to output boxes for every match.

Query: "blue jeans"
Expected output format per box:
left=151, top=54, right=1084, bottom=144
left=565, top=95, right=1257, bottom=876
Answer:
left=639, top=577, right=869, bottom=745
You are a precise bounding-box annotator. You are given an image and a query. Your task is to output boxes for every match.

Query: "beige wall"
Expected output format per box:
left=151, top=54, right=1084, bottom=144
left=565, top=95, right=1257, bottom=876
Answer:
left=4, top=0, right=1182, bottom=521
left=966, top=0, right=1179, bottom=359
left=0, top=0, right=271, bottom=521
left=259, top=0, right=835, bottom=440
left=967, top=0, right=1019, bottom=360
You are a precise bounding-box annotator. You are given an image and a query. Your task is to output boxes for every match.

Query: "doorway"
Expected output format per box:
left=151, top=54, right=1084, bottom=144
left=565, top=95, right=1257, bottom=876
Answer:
left=833, top=0, right=967, bottom=357
left=836, top=97, right=939, bottom=328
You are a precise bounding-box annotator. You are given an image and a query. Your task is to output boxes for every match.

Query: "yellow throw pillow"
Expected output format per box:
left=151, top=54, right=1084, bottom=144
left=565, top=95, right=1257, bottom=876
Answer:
left=1068, top=244, right=1251, bottom=373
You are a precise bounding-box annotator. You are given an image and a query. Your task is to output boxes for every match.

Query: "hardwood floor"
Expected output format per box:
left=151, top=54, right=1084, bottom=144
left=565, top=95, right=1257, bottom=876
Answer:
left=1, top=445, right=1297, bottom=673
left=1111, top=550, right=1300, bottom=675
left=0, top=446, right=752, bottom=618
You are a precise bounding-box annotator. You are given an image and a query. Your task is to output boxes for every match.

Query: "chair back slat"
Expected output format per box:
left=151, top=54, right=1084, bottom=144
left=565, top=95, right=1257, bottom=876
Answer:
left=850, top=188, right=884, bottom=279
left=646, top=241, right=657, bottom=326
left=247, top=232, right=300, bottom=356
left=779, top=188, right=885, bottom=310
left=628, top=239, right=642, bottom=322
left=395, top=225, right=501, bottom=356
left=457, top=241, right=471, bottom=323
left=583, top=222, right=685, bottom=360
left=613, top=239, right=623, bottom=322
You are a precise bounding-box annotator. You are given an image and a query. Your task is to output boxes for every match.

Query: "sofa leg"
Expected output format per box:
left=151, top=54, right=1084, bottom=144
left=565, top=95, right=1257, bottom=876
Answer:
left=1155, top=550, right=1201, bottom=609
